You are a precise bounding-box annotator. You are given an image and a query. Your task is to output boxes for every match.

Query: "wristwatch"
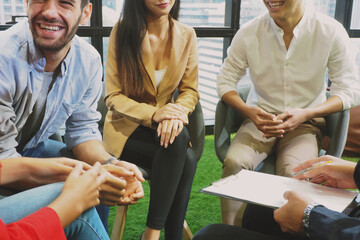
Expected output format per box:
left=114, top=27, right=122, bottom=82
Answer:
left=303, top=202, right=321, bottom=237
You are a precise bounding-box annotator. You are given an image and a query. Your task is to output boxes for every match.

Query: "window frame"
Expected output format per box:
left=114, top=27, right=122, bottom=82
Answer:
left=0, top=0, right=356, bottom=128
left=335, top=0, right=360, bottom=37
left=1, top=0, right=356, bottom=61
left=0, top=0, right=240, bottom=63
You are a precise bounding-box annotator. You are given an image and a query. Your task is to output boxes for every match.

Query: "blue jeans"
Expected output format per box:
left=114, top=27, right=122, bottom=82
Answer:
left=0, top=182, right=109, bottom=240
left=20, top=139, right=110, bottom=233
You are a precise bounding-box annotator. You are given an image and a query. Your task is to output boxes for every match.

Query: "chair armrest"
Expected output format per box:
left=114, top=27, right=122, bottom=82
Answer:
left=214, top=85, right=252, bottom=163
left=214, top=100, right=232, bottom=163
left=324, top=109, right=350, bottom=157
left=187, top=101, right=205, bottom=162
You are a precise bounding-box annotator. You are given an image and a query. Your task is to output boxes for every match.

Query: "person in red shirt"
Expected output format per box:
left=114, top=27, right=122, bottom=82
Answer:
left=0, top=158, right=110, bottom=240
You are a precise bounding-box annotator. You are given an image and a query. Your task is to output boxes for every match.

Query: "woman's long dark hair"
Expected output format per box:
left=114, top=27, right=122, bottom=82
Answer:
left=115, top=0, right=180, bottom=102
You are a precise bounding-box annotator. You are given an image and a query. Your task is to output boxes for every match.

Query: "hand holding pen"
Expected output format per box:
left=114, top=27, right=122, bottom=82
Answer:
left=293, top=160, right=332, bottom=177
left=293, top=155, right=357, bottom=189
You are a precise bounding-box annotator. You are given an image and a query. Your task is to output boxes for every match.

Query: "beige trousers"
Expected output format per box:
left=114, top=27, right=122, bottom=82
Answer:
left=221, top=118, right=325, bottom=225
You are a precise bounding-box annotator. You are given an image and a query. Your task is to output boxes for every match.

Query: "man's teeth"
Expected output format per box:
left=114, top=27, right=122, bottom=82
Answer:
left=40, top=24, right=61, bottom=31
left=268, top=1, right=284, bottom=8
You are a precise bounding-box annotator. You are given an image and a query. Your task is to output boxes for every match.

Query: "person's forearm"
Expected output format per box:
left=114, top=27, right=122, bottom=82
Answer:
left=72, top=140, right=112, bottom=165
left=305, top=95, right=343, bottom=120
left=47, top=194, right=83, bottom=228
left=221, top=91, right=250, bottom=116
left=0, top=157, right=47, bottom=191
left=0, top=158, right=31, bottom=185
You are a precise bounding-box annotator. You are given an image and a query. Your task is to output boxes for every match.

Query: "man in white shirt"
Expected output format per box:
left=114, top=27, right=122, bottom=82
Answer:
left=217, top=0, right=360, bottom=225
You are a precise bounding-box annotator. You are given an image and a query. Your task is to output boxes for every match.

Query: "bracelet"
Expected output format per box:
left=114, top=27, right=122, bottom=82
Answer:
left=103, top=156, right=117, bottom=165
left=303, top=202, right=321, bottom=238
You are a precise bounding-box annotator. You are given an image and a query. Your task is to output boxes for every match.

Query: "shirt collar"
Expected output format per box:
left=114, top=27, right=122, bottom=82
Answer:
left=60, top=41, right=74, bottom=77
left=293, top=5, right=310, bottom=39
left=25, top=20, right=46, bottom=70
left=268, top=5, right=311, bottom=39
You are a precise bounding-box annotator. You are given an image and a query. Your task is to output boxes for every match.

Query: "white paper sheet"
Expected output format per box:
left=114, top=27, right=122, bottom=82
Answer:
left=201, top=170, right=358, bottom=212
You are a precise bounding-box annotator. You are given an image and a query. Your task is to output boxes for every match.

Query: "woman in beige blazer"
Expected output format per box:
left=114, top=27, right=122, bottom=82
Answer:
left=103, top=0, right=199, bottom=239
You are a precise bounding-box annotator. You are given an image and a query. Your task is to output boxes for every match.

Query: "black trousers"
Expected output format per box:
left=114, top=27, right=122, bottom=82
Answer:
left=120, top=125, right=197, bottom=240
left=193, top=204, right=308, bottom=240
left=242, top=204, right=307, bottom=240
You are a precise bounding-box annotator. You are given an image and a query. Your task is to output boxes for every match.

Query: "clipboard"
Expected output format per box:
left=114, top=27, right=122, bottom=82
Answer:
left=200, top=170, right=358, bottom=212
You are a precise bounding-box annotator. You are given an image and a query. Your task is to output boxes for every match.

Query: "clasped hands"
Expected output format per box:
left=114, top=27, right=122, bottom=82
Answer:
left=247, top=107, right=310, bottom=138
left=22, top=157, right=144, bottom=207
left=152, top=103, right=188, bottom=148
left=58, top=159, right=145, bottom=207
left=99, top=160, right=145, bottom=206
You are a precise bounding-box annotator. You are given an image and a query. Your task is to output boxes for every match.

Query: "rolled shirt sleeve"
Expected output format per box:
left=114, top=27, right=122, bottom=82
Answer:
left=0, top=53, right=22, bottom=159
left=64, top=56, right=103, bottom=150
left=328, top=22, right=360, bottom=110
left=217, top=28, right=248, bottom=99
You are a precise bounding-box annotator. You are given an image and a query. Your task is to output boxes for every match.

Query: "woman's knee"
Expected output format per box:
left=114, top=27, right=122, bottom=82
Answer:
left=183, top=148, right=197, bottom=177
left=171, top=127, right=191, bottom=149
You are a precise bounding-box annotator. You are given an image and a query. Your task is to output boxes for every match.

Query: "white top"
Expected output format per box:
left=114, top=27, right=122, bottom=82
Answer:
left=217, top=7, right=360, bottom=114
left=154, top=66, right=167, bottom=88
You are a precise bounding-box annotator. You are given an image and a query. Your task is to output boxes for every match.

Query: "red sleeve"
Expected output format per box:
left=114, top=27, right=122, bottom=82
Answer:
left=0, top=207, right=66, bottom=240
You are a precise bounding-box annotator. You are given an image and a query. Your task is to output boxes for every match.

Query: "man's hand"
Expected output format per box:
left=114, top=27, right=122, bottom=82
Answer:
left=112, top=160, right=145, bottom=205
left=112, top=160, right=145, bottom=182
left=98, top=164, right=132, bottom=205
left=243, top=106, right=284, bottom=138
left=97, top=160, right=145, bottom=206
left=274, top=191, right=311, bottom=234
left=273, top=108, right=310, bottom=133
left=118, top=175, right=144, bottom=205
left=293, top=155, right=357, bottom=189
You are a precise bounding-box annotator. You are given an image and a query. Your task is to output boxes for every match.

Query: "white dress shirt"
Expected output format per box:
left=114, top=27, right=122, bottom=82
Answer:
left=217, top=7, right=360, bottom=114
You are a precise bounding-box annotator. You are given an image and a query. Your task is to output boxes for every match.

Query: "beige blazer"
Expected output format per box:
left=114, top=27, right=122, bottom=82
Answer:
left=103, top=19, right=199, bottom=158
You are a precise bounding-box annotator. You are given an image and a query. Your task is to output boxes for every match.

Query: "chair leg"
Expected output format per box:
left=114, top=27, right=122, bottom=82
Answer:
left=111, top=205, right=129, bottom=240
left=182, top=219, right=193, bottom=240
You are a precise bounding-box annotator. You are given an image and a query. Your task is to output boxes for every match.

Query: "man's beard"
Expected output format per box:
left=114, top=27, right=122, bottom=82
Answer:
left=31, top=15, right=81, bottom=52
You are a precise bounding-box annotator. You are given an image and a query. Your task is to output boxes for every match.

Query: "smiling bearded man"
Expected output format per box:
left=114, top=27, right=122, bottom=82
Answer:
left=0, top=0, right=145, bottom=235
left=29, top=10, right=82, bottom=52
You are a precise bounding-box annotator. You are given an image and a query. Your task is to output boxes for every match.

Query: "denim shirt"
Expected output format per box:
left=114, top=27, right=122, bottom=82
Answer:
left=0, top=20, right=103, bottom=158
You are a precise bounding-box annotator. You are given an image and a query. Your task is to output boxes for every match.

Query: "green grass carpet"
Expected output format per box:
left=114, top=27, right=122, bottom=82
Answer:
left=108, top=135, right=223, bottom=239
